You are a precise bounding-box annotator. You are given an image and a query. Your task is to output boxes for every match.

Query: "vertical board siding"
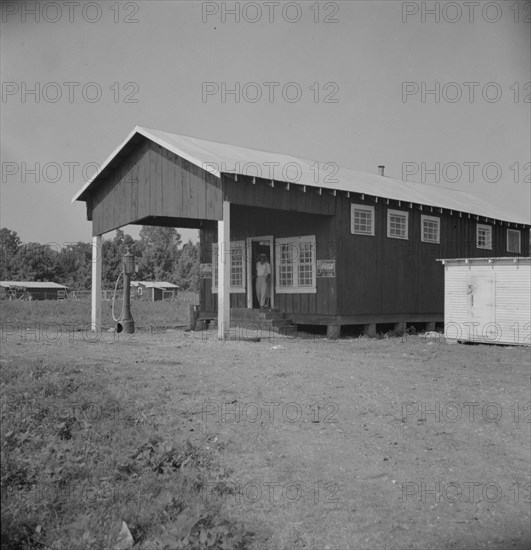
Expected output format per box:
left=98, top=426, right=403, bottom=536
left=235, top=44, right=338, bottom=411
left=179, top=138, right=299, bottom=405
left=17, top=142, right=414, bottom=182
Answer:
left=149, top=144, right=163, bottom=215
left=130, top=173, right=138, bottom=222
left=174, top=156, right=184, bottom=218
left=206, top=173, right=217, bottom=219
left=199, top=206, right=337, bottom=317
left=167, top=153, right=179, bottom=218
left=494, top=265, right=531, bottom=344
left=183, top=160, right=197, bottom=217
left=336, top=195, right=529, bottom=319
left=121, top=171, right=129, bottom=227
left=224, top=177, right=336, bottom=216
left=444, top=261, right=531, bottom=345
left=137, top=145, right=151, bottom=220
left=195, top=164, right=207, bottom=219
left=161, top=148, right=173, bottom=217
left=85, top=137, right=529, bottom=327
left=90, top=139, right=222, bottom=235
left=200, top=195, right=529, bottom=322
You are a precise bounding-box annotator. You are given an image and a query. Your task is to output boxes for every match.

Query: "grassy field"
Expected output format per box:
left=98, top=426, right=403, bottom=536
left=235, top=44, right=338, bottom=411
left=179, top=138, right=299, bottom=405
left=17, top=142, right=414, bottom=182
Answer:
left=0, top=291, right=199, bottom=331
left=0, top=352, right=252, bottom=549
left=1, top=301, right=530, bottom=549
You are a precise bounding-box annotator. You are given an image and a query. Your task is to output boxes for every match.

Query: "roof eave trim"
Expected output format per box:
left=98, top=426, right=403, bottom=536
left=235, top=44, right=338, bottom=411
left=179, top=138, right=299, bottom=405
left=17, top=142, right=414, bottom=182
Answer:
left=71, top=126, right=142, bottom=204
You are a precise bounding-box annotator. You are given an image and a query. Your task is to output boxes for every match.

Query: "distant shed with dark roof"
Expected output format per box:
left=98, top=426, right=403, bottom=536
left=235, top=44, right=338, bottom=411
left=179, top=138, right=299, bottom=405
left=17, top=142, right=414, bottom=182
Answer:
left=130, top=281, right=179, bottom=302
left=0, top=281, right=68, bottom=300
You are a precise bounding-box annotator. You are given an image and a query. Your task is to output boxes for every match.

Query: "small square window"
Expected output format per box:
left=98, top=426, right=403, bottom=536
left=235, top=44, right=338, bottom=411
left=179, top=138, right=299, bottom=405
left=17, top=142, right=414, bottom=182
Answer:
left=387, top=209, right=409, bottom=240
left=421, top=215, right=440, bottom=243
left=351, top=205, right=375, bottom=236
left=476, top=224, right=492, bottom=250
left=507, top=229, right=521, bottom=253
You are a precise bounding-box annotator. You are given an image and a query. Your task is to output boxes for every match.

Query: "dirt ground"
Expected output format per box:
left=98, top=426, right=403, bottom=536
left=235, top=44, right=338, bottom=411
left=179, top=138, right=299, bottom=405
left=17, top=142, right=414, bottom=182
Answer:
left=2, top=326, right=530, bottom=549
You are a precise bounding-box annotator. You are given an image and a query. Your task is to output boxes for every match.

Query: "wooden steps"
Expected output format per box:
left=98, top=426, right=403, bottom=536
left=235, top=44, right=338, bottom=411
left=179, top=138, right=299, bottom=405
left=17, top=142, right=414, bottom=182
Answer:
left=197, top=308, right=297, bottom=336
left=230, top=308, right=297, bottom=335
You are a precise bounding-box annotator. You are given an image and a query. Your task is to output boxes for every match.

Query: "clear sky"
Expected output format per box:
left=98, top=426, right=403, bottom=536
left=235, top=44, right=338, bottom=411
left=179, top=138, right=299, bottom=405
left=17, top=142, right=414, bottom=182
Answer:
left=1, top=0, right=530, bottom=246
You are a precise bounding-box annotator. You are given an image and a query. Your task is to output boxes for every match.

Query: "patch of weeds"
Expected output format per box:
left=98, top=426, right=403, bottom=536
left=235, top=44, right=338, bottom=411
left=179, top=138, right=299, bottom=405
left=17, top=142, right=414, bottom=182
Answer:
left=179, top=510, right=255, bottom=550
left=132, top=436, right=217, bottom=475
left=1, top=355, right=264, bottom=550
left=56, top=420, right=75, bottom=440
left=0, top=514, right=47, bottom=550
left=136, top=505, right=256, bottom=550
left=28, top=360, right=48, bottom=380
left=1, top=453, right=38, bottom=489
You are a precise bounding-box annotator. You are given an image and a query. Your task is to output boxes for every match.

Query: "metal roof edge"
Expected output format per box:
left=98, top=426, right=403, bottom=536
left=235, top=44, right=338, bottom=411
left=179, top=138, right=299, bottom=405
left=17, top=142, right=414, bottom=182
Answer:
left=438, top=257, right=531, bottom=265
left=222, top=171, right=529, bottom=226
left=71, top=126, right=222, bottom=204
left=71, top=126, right=530, bottom=227
left=71, top=126, right=141, bottom=203
left=0, top=281, right=69, bottom=288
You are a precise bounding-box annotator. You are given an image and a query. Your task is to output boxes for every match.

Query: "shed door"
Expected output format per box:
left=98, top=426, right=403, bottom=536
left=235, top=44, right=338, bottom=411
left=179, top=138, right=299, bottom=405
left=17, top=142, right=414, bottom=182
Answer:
left=467, top=273, right=496, bottom=341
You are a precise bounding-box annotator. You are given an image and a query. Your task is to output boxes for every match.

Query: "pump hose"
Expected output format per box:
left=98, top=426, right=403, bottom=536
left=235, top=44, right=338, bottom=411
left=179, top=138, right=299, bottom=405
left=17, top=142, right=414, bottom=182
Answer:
left=111, top=272, right=125, bottom=323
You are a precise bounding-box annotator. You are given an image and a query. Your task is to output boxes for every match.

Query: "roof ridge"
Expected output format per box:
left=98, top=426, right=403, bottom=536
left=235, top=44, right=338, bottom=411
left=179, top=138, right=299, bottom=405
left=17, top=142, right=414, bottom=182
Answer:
left=139, top=126, right=522, bottom=206
left=72, top=126, right=530, bottom=226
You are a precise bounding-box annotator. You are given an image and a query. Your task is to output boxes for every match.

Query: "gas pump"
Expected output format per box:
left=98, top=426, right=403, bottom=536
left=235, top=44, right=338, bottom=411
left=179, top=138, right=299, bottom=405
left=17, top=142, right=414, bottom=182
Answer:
left=112, top=250, right=135, bottom=334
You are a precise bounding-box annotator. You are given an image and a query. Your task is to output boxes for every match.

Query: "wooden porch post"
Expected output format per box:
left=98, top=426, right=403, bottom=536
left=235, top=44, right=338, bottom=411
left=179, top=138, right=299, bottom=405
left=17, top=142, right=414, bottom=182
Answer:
left=91, top=235, right=102, bottom=332
left=218, top=201, right=231, bottom=340
left=393, top=322, right=407, bottom=336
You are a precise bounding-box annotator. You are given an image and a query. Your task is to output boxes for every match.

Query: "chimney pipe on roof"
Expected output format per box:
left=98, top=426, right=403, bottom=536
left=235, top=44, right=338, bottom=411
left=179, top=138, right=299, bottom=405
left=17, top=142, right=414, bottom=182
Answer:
left=378, top=165, right=385, bottom=176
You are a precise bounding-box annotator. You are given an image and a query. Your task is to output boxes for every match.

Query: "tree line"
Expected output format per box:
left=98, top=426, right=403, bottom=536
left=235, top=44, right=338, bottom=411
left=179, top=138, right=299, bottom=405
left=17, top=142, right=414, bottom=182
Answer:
left=0, top=227, right=200, bottom=291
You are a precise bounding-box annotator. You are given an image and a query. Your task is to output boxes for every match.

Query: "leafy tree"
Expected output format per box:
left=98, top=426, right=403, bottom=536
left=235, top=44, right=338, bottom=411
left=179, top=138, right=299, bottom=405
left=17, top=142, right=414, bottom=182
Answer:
left=0, top=228, right=22, bottom=279
left=175, top=241, right=199, bottom=291
left=55, top=242, right=93, bottom=290
left=12, top=243, right=58, bottom=281
left=136, top=226, right=181, bottom=283
left=0, top=228, right=21, bottom=256
left=0, top=226, right=202, bottom=293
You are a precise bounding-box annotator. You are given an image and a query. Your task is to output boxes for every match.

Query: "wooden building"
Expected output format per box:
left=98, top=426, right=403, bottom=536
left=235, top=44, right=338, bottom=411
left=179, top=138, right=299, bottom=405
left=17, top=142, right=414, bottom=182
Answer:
left=440, top=257, right=531, bottom=345
left=130, top=281, right=179, bottom=302
left=0, top=281, right=68, bottom=301
left=73, top=126, right=530, bottom=338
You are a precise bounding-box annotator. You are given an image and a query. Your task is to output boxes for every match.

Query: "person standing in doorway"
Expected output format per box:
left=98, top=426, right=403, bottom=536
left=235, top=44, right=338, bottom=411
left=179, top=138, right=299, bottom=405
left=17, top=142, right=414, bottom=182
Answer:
left=255, top=253, right=271, bottom=308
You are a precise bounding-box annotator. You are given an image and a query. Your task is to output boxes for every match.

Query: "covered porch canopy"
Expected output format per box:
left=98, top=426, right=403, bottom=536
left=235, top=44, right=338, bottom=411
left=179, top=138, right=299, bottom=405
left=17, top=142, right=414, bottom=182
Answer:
left=73, top=126, right=526, bottom=339
left=72, top=126, right=340, bottom=338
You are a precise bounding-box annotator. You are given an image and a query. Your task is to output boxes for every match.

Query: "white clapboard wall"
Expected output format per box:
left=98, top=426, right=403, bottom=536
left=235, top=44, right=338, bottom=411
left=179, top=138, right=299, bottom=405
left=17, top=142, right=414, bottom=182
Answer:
left=440, top=257, right=531, bottom=346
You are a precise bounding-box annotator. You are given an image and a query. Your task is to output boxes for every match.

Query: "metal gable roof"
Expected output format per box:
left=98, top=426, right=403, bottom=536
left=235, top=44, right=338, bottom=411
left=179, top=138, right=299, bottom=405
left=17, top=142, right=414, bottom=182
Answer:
left=0, top=281, right=68, bottom=289
left=73, top=126, right=529, bottom=226
left=130, top=281, right=179, bottom=289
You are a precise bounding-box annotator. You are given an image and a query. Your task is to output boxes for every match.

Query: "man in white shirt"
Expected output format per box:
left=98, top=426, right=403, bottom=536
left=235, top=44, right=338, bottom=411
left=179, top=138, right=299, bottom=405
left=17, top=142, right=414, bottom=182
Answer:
left=255, top=253, right=271, bottom=308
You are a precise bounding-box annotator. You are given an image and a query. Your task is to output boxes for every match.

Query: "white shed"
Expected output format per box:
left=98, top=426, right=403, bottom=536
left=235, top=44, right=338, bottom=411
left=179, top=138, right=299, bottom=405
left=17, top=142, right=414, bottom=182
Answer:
left=439, top=257, right=531, bottom=345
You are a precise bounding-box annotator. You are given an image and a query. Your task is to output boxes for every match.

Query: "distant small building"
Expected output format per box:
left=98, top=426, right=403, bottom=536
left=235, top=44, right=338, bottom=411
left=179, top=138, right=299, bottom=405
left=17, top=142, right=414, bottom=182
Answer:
left=440, top=257, right=531, bottom=345
left=0, top=281, right=68, bottom=301
left=130, top=281, right=179, bottom=302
